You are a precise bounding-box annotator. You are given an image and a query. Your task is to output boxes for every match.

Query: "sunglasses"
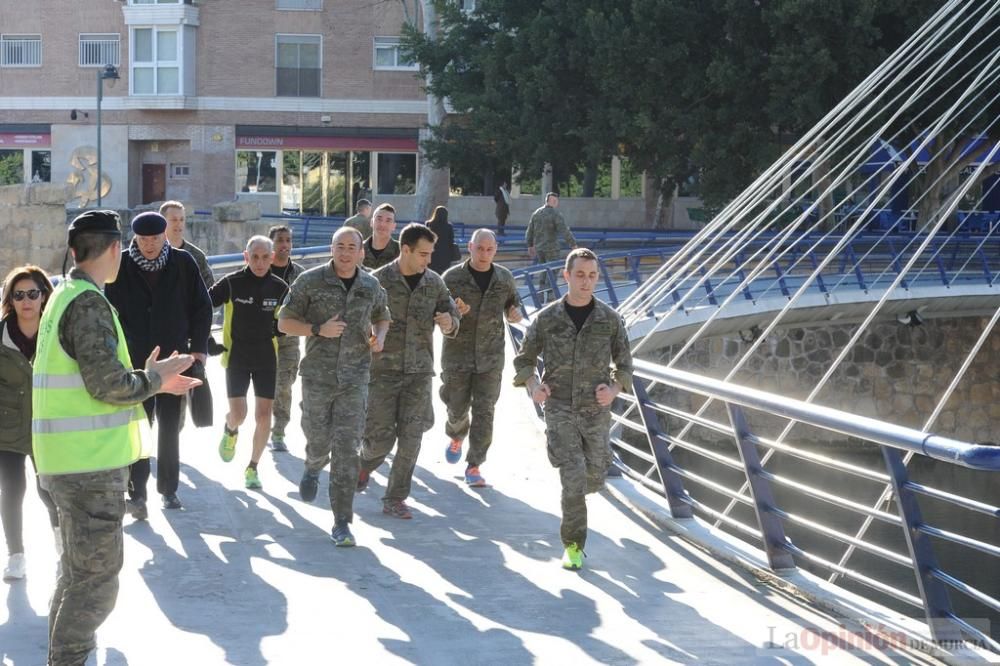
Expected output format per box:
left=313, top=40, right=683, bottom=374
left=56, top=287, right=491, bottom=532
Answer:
left=12, top=289, right=42, bottom=302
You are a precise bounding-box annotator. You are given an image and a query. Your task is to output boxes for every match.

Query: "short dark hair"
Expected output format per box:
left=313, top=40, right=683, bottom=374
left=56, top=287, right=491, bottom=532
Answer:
left=356, top=199, right=372, bottom=210
left=71, top=232, right=119, bottom=263
left=399, top=222, right=436, bottom=249
left=1, top=264, right=53, bottom=320
left=159, top=200, right=185, bottom=217
left=565, top=247, right=598, bottom=272
left=372, top=203, right=396, bottom=218
left=268, top=224, right=292, bottom=240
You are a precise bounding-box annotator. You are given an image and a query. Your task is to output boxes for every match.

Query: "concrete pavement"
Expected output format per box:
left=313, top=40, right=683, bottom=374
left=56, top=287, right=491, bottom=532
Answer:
left=0, top=355, right=942, bottom=665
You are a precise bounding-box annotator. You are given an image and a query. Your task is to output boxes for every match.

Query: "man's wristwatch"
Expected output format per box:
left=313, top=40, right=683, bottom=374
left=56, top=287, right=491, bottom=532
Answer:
left=311, top=323, right=322, bottom=337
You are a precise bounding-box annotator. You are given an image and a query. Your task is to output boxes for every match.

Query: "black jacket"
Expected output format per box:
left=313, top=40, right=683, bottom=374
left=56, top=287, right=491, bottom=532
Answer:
left=427, top=219, right=457, bottom=275
left=105, top=247, right=213, bottom=367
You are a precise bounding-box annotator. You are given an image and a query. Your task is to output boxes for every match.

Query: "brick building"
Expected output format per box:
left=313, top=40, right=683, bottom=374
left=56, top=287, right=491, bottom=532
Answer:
left=0, top=0, right=427, bottom=214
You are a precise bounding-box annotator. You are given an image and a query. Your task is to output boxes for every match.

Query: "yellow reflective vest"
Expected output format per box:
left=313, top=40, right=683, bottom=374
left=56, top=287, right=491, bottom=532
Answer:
left=32, top=279, right=149, bottom=475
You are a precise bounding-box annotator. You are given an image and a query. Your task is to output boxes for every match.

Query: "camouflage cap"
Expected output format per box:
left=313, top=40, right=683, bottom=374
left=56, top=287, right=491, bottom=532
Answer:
left=68, top=209, right=122, bottom=244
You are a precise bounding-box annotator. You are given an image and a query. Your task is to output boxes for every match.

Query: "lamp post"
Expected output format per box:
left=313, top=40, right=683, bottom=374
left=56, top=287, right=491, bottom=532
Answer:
left=96, top=64, right=120, bottom=207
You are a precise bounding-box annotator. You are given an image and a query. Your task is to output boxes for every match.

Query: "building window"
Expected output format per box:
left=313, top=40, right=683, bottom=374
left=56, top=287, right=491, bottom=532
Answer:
left=277, top=0, right=322, bottom=9
left=276, top=35, right=321, bottom=97
left=1, top=35, right=42, bottom=67
left=458, top=0, right=477, bottom=12
left=31, top=151, right=51, bottom=183
left=373, top=37, right=416, bottom=71
left=170, top=163, right=190, bottom=179
left=0, top=150, right=24, bottom=186
left=132, top=28, right=180, bottom=95
left=236, top=151, right=277, bottom=193
left=80, top=34, right=120, bottom=67
left=376, top=153, right=416, bottom=194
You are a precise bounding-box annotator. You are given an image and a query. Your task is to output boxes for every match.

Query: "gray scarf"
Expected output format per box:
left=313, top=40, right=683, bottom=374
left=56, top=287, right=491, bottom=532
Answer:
left=129, top=238, right=170, bottom=272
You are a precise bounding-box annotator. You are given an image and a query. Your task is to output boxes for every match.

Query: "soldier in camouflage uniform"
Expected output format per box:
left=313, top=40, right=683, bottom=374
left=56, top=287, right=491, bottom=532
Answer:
left=344, top=198, right=373, bottom=241
left=440, top=229, right=522, bottom=487
left=512, top=248, right=632, bottom=571
left=278, top=227, right=390, bottom=546
left=362, top=203, right=401, bottom=270
left=35, top=210, right=200, bottom=666
left=525, top=192, right=577, bottom=301
left=161, top=201, right=214, bottom=289
left=267, top=224, right=305, bottom=452
left=359, top=223, right=460, bottom=519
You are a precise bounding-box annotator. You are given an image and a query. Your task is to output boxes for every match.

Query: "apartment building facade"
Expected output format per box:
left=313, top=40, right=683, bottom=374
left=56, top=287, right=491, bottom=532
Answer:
left=0, top=0, right=428, bottom=214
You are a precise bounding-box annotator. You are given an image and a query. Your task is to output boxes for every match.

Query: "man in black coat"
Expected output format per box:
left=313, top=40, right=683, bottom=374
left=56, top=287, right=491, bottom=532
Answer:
left=105, top=212, right=212, bottom=516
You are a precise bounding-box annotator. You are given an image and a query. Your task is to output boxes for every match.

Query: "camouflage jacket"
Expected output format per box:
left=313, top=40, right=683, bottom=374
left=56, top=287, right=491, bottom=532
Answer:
left=270, top=260, right=306, bottom=351
left=513, top=296, right=633, bottom=411
left=343, top=214, right=372, bottom=242
left=278, top=261, right=390, bottom=385
left=525, top=205, right=576, bottom=254
left=441, top=261, right=521, bottom=373
left=363, top=237, right=400, bottom=271
left=372, top=260, right=460, bottom=376
left=58, top=268, right=162, bottom=405
left=179, top=239, right=214, bottom=289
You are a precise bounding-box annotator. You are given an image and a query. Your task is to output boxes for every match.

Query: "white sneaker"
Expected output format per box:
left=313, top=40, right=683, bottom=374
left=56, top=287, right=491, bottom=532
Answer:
left=3, top=553, right=26, bottom=581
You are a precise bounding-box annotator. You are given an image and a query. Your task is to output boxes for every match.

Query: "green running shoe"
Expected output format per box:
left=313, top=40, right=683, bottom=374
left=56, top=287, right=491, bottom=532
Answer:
left=330, top=523, right=356, bottom=547
left=244, top=467, right=263, bottom=490
left=219, top=429, right=238, bottom=462
left=562, top=543, right=584, bottom=570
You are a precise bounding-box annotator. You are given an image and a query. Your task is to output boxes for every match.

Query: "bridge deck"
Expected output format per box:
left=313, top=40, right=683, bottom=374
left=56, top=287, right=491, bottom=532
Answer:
left=0, top=354, right=941, bottom=664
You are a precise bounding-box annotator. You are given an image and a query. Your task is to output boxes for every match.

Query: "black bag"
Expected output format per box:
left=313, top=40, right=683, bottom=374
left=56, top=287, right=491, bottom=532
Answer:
left=186, top=360, right=213, bottom=428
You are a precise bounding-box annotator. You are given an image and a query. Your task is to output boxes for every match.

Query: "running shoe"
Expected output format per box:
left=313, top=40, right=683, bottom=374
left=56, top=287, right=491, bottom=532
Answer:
left=244, top=467, right=263, bottom=490
left=464, top=465, right=487, bottom=488
left=219, top=429, right=238, bottom=462
left=161, top=493, right=182, bottom=510
left=562, top=543, right=584, bottom=571
left=269, top=435, right=288, bottom=453
left=330, top=523, right=356, bottom=547
left=445, top=438, right=463, bottom=464
left=299, top=470, right=319, bottom=503
left=382, top=500, right=413, bottom=520
left=126, top=497, right=148, bottom=521
left=3, top=553, right=25, bottom=581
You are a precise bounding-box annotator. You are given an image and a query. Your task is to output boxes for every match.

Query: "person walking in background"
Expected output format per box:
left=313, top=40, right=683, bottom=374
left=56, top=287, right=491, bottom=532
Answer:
left=34, top=210, right=200, bottom=666
left=0, top=265, right=59, bottom=581
left=211, top=236, right=289, bottom=490
left=344, top=199, right=373, bottom=241
left=494, top=181, right=511, bottom=236
left=440, top=230, right=522, bottom=487
left=105, top=212, right=212, bottom=517
left=267, top=224, right=305, bottom=453
left=363, top=203, right=401, bottom=271
left=512, top=248, right=632, bottom=571
left=426, top=205, right=459, bottom=275
left=526, top=192, right=577, bottom=300
left=161, top=201, right=214, bottom=289
left=278, top=227, right=390, bottom=546
left=358, top=223, right=460, bottom=519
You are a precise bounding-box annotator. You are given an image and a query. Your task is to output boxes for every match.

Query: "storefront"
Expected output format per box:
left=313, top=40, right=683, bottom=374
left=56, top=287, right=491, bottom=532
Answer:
left=234, top=126, right=419, bottom=217
left=0, top=125, right=52, bottom=186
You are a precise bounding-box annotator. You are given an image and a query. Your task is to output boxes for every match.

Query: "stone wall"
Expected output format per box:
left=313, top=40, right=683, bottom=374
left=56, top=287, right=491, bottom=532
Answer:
left=647, top=317, right=1000, bottom=446
left=0, top=183, right=73, bottom=276
left=185, top=201, right=271, bottom=256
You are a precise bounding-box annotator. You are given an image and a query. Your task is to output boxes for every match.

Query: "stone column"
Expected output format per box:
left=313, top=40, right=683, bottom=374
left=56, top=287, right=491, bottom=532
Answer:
left=0, top=183, right=72, bottom=276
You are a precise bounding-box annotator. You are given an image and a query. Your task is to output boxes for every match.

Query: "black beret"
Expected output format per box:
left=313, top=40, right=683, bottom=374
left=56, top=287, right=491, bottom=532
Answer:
left=67, top=210, right=121, bottom=244
left=131, top=211, right=167, bottom=236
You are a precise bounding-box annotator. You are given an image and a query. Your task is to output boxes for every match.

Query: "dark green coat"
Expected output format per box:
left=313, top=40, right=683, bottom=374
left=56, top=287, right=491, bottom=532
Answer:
left=0, top=318, right=33, bottom=455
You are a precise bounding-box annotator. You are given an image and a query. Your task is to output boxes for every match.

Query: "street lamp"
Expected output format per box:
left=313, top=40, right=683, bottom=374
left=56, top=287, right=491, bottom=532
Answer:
left=96, top=64, right=120, bottom=207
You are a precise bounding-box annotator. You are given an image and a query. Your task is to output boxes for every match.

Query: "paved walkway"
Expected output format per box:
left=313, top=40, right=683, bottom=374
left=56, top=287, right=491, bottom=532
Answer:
left=0, top=354, right=942, bottom=665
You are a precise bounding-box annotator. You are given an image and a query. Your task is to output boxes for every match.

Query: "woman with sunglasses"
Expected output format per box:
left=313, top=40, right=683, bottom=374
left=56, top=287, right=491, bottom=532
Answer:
left=0, top=265, right=60, bottom=581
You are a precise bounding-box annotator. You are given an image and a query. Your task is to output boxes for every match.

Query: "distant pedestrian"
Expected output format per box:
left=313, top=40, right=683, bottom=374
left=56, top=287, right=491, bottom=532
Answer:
left=344, top=199, right=373, bottom=241
left=362, top=204, right=401, bottom=271
left=267, top=224, right=305, bottom=453
left=525, top=192, right=576, bottom=301
left=494, top=181, right=511, bottom=235
left=440, top=229, right=522, bottom=487
left=211, top=236, right=289, bottom=490
left=358, top=223, right=460, bottom=519
left=0, top=265, right=59, bottom=582
left=161, top=201, right=214, bottom=289
left=279, top=227, right=390, bottom=546
left=426, top=205, right=458, bottom=275
left=512, top=248, right=632, bottom=571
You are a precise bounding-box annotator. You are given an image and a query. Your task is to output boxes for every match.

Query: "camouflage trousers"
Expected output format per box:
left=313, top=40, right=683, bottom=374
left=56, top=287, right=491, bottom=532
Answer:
left=360, top=372, right=434, bottom=504
left=438, top=367, right=503, bottom=467
left=534, top=249, right=562, bottom=303
left=43, top=470, right=127, bottom=666
left=271, top=338, right=301, bottom=440
left=543, top=404, right=612, bottom=549
left=301, top=377, right=367, bottom=523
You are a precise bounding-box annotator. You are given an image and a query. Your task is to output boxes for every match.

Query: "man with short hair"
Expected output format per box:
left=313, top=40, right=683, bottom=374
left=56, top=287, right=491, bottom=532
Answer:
left=362, top=203, right=401, bottom=270
left=344, top=199, right=373, bottom=241
left=278, top=227, right=390, bottom=546
left=440, top=229, right=522, bottom=487
left=525, top=192, right=577, bottom=300
left=211, top=236, right=289, bottom=490
left=513, top=248, right=632, bottom=570
left=35, top=210, right=200, bottom=666
left=161, top=200, right=214, bottom=289
left=105, top=212, right=212, bottom=515
left=358, top=223, right=460, bottom=519
left=267, top=224, right=305, bottom=453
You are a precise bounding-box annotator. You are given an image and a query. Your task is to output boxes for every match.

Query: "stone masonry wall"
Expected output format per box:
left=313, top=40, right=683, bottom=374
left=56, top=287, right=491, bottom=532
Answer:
left=0, top=183, right=74, bottom=276
left=648, top=317, right=1000, bottom=446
